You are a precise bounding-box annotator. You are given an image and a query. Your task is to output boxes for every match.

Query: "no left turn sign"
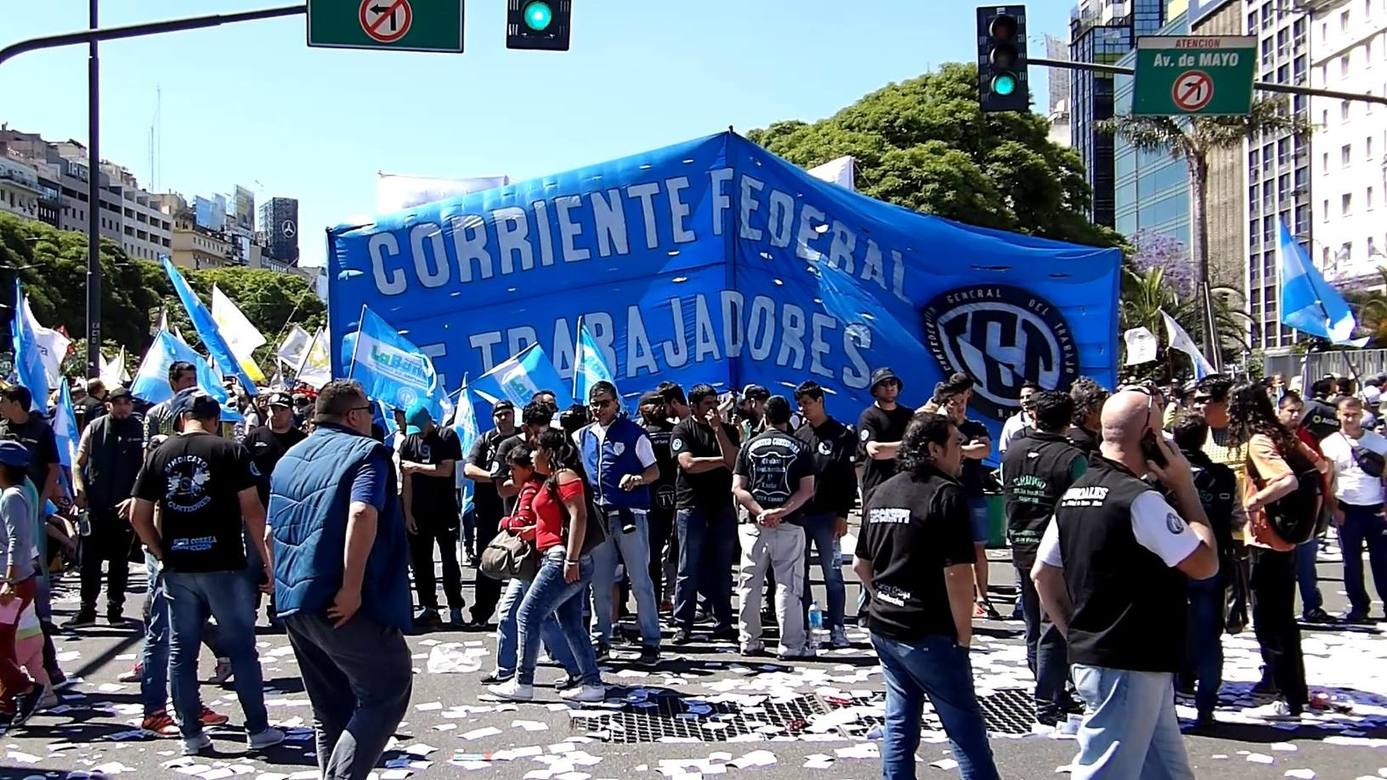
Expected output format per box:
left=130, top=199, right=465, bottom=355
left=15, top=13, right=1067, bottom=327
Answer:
left=359, top=0, right=412, bottom=44
left=1171, top=70, right=1214, bottom=112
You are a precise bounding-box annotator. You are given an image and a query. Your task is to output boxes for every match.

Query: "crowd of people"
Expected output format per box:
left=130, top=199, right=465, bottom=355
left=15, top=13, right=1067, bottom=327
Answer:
left=0, top=358, right=1379, bottom=780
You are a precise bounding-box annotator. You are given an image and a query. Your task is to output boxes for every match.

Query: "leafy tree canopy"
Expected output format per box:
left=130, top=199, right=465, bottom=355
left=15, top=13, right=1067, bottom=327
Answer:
left=748, top=63, right=1121, bottom=248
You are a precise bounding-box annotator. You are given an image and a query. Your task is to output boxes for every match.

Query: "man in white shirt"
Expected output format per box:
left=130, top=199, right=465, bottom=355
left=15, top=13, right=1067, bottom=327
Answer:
left=999, top=381, right=1039, bottom=455
left=1320, top=396, right=1387, bottom=624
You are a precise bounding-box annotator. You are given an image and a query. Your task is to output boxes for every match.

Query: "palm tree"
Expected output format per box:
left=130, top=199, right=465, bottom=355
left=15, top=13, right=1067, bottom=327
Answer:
left=1099, top=98, right=1313, bottom=370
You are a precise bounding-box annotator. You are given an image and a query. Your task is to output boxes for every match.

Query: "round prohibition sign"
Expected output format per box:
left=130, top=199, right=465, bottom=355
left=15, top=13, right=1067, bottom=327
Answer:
left=1171, top=69, right=1214, bottom=112
left=359, top=0, right=413, bottom=44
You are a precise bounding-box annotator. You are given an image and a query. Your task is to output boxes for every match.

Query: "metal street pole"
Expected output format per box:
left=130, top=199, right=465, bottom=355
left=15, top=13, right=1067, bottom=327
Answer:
left=85, top=0, right=100, bottom=378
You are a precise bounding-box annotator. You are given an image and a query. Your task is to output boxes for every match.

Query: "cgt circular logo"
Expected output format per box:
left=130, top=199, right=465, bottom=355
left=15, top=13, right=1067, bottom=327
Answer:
left=921, top=285, right=1080, bottom=420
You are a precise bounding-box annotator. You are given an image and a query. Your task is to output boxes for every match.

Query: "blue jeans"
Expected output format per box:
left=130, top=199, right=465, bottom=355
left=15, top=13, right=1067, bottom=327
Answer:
left=139, top=554, right=225, bottom=716
left=1339, top=503, right=1387, bottom=615
left=164, top=570, right=269, bottom=737
left=674, top=506, right=736, bottom=631
left=285, top=612, right=412, bottom=780
left=872, top=633, right=998, bottom=780
left=1185, top=576, right=1224, bottom=715
left=1013, top=556, right=1071, bottom=721
left=800, top=513, right=846, bottom=629
left=1071, top=665, right=1193, bottom=780
left=589, top=509, right=661, bottom=648
left=493, top=575, right=579, bottom=679
left=1295, top=537, right=1323, bottom=614
left=516, top=549, right=601, bottom=687
left=965, top=496, right=990, bottom=543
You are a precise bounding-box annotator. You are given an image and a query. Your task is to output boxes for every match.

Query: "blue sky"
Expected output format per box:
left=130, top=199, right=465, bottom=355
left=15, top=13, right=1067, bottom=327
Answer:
left=0, top=1, right=1071, bottom=269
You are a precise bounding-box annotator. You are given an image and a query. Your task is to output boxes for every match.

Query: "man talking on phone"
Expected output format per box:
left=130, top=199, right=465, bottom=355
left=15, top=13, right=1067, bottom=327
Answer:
left=1033, top=388, right=1219, bottom=779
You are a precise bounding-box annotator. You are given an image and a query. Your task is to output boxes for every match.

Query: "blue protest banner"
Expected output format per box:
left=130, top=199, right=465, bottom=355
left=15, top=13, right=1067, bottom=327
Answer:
left=162, top=258, right=258, bottom=395
left=327, top=132, right=1120, bottom=443
left=341, top=305, right=450, bottom=420
left=469, top=343, right=571, bottom=410
left=573, top=316, right=619, bottom=407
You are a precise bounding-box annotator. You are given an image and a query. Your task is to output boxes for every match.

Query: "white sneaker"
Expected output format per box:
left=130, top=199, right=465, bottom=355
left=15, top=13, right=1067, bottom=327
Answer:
left=248, top=726, right=285, bottom=750
left=559, top=684, right=606, bottom=703
left=828, top=626, right=851, bottom=649
left=1245, top=700, right=1300, bottom=721
left=181, top=732, right=212, bottom=756
left=488, top=679, right=535, bottom=701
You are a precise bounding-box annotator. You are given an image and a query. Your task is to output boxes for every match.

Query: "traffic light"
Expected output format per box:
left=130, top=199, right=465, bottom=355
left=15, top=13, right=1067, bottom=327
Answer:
left=977, top=5, right=1029, bottom=112
left=507, top=0, right=572, bottom=51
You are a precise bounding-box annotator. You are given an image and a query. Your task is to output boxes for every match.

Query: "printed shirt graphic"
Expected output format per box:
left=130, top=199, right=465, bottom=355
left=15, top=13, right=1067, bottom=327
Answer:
left=133, top=432, right=257, bottom=573
left=734, top=429, right=814, bottom=522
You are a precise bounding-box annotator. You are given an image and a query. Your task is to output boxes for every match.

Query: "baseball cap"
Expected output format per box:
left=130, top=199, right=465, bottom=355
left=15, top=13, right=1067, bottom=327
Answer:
left=741, top=384, right=770, bottom=402
left=492, top=399, right=515, bottom=414
left=0, top=441, right=30, bottom=468
left=106, top=387, right=132, bottom=402
left=638, top=390, right=663, bottom=406
left=267, top=391, right=292, bottom=408
left=171, top=388, right=221, bottom=421
left=404, top=401, right=433, bottom=435
left=870, top=367, right=903, bottom=392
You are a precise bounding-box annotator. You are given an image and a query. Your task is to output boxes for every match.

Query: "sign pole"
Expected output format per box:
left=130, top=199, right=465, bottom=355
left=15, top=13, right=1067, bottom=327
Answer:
left=85, top=0, right=101, bottom=379
left=346, top=305, right=367, bottom=379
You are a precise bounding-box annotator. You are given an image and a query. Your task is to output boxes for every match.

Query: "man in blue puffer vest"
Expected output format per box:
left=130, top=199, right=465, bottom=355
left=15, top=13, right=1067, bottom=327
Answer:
left=267, top=380, right=413, bottom=780
left=575, top=381, right=663, bottom=665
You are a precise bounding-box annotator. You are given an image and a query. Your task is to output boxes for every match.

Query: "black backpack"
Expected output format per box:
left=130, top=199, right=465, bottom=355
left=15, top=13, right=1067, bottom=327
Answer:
left=1253, top=443, right=1323, bottom=546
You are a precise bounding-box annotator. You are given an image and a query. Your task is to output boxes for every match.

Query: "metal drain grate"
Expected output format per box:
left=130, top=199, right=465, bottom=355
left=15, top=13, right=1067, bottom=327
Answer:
left=571, top=688, right=1037, bottom=743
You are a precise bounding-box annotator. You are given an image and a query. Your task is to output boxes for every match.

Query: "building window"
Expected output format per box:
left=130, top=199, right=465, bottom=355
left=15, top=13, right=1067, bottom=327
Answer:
left=1323, top=247, right=1331, bottom=267
left=1343, top=9, right=1351, bottom=31
left=1322, top=150, right=1329, bottom=170
left=1344, top=193, right=1354, bottom=215
left=1343, top=100, right=1352, bottom=120
left=1372, top=187, right=1378, bottom=210
left=1324, top=198, right=1331, bottom=218
left=1371, top=137, right=1377, bottom=158
left=1320, top=21, right=1327, bottom=42
left=1343, top=55, right=1352, bottom=77
left=1372, top=236, right=1379, bottom=258
left=1342, top=242, right=1353, bottom=263
left=1344, top=144, right=1353, bottom=167
left=1323, top=109, right=1330, bottom=127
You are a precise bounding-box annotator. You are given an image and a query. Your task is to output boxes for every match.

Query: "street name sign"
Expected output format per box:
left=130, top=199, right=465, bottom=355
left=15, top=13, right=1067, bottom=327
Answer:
left=1132, top=35, right=1255, bottom=116
left=308, top=0, right=463, bottom=53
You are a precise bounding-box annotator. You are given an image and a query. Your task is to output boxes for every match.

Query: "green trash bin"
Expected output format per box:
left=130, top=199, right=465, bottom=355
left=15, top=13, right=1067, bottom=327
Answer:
left=984, top=492, right=1007, bottom=549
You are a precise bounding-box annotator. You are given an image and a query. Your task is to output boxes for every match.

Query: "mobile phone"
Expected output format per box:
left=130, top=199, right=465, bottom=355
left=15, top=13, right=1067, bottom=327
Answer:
left=1140, top=430, right=1167, bottom=467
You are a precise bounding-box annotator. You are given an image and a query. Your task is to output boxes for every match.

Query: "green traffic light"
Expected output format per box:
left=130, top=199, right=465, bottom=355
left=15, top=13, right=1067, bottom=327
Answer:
left=523, top=1, right=554, bottom=31
left=992, top=73, right=1018, bottom=96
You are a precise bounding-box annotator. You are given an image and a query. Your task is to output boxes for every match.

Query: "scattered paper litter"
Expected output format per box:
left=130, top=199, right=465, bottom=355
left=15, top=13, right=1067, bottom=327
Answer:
left=1247, top=753, right=1275, bottom=765
left=513, top=719, right=550, bottom=731
left=425, top=642, right=487, bottom=674
left=461, top=726, right=503, bottom=741
left=931, top=758, right=960, bottom=771
left=1284, top=771, right=1315, bottom=779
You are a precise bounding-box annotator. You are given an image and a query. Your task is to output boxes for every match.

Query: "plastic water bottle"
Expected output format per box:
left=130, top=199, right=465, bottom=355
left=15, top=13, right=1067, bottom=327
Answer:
left=808, top=601, right=824, bottom=631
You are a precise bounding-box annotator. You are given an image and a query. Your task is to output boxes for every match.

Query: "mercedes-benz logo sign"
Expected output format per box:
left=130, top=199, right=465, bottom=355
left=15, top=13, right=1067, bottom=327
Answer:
left=282, top=220, right=297, bottom=238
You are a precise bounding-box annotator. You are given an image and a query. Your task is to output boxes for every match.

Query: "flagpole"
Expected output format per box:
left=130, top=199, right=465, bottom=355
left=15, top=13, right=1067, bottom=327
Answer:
left=572, top=314, right=584, bottom=401
left=296, top=327, right=320, bottom=378
left=346, top=304, right=367, bottom=379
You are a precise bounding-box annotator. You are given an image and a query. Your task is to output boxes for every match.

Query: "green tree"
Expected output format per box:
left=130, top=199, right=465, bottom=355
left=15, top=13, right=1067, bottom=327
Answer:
left=1099, top=98, right=1313, bottom=366
left=748, top=63, right=1120, bottom=247
left=1119, top=263, right=1248, bottom=380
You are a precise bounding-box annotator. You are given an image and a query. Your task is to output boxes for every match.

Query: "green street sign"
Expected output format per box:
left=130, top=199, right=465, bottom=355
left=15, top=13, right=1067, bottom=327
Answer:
left=308, top=0, right=463, bottom=53
left=1132, top=35, right=1255, bottom=116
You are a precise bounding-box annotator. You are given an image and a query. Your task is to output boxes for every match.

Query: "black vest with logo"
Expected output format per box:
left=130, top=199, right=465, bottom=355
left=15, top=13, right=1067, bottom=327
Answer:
left=1054, top=457, right=1187, bottom=673
left=85, top=414, right=145, bottom=509
left=1002, top=431, right=1083, bottom=550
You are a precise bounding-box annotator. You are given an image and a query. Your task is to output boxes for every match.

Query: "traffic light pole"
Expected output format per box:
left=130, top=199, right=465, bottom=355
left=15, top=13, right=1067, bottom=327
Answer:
left=0, top=4, right=306, bottom=379
left=1028, top=55, right=1387, bottom=107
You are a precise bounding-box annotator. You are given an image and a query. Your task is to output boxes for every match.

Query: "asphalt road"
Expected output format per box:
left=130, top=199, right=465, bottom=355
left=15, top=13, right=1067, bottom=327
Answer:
left=1, top=538, right=1385, bottom=780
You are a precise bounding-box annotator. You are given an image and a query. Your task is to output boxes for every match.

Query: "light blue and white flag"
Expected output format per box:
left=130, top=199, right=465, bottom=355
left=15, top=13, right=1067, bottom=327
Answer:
left=573, top=316, right=619, bottom=407
left=448, top=380, right=481, bottom=515
left=162, top=257, right=258, bottom=395
left=1160, top=310, right=1214, bottom=380
left=129, top=329, right=243, bottom=422
left=1279, top=221, right=1357, bottom=343
left=340, top=305, right=450, bottom=421
left=53, top=380, right=79, bottom=499
left=11, top=281, right=50, bottom=411
left=470, top=342, right=571, bottom=411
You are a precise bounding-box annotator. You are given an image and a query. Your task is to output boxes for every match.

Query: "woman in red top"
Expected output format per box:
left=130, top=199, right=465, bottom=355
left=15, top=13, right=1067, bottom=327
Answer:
left=484, top=445, right=582, bottom=687
left=488, top=429, right=605, bottom=703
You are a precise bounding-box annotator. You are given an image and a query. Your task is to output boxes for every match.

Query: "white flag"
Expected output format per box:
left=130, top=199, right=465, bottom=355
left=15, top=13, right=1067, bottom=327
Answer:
left=20, top=297, right=71, bottom=385
left=210, top=285, right=267, bottom=384
left=295, top=328, right=331, bottom=389
left=276, top=324, right=313, bottom=369
left=1161, top=310, right=1216, bottom=378
left=808, top=156, right=856, bottom=191
left=1123, top=327, right=1158, bottom=366
left=99, top=348, right=130, bottom=387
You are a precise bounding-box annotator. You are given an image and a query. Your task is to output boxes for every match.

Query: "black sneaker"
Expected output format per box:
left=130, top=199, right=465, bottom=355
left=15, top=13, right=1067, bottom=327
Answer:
left=1301, top=607, right=1337, bottom=624
left=594, top=640, right=611, bottom=661
left=10, top=685, right=43, bottom=727
left=671, top=628, right=694, bottom=645
left=637, top=647, right=660, bottom=666
left=480, top=671, right=512, bottom=685
left=1342, top=609, right=1372, bottom=625
left=554, top=674, right=579, bottom=690
left=709, top=625, right=738, bottom=642
left=107, top=612, right=130, bottom=628
left=63, top=611, right=97, bottom=629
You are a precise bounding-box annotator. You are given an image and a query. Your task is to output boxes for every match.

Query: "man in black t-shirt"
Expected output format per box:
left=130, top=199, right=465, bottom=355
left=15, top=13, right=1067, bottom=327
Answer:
left=240, top=391, right=306, bottom=626
left=732, top=396, right=816, bottom=659
left=75, top=378, right=108, bottom=432
left=639, top=391, right=679, bottom=608
left=129, top=389, right=282, bottom=755
left=398, top=402, right=466, bottom=628
left=793, top=381, right=857, bottom=648
left=670, top=384, right=741, bottom=644
left=0, top=385, right=59, bottom=501
left=462, top=399, right=516, bottom=627
left=852, top=413, right=998, bottom=779
left=857, top=367, right=914, bottom=506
